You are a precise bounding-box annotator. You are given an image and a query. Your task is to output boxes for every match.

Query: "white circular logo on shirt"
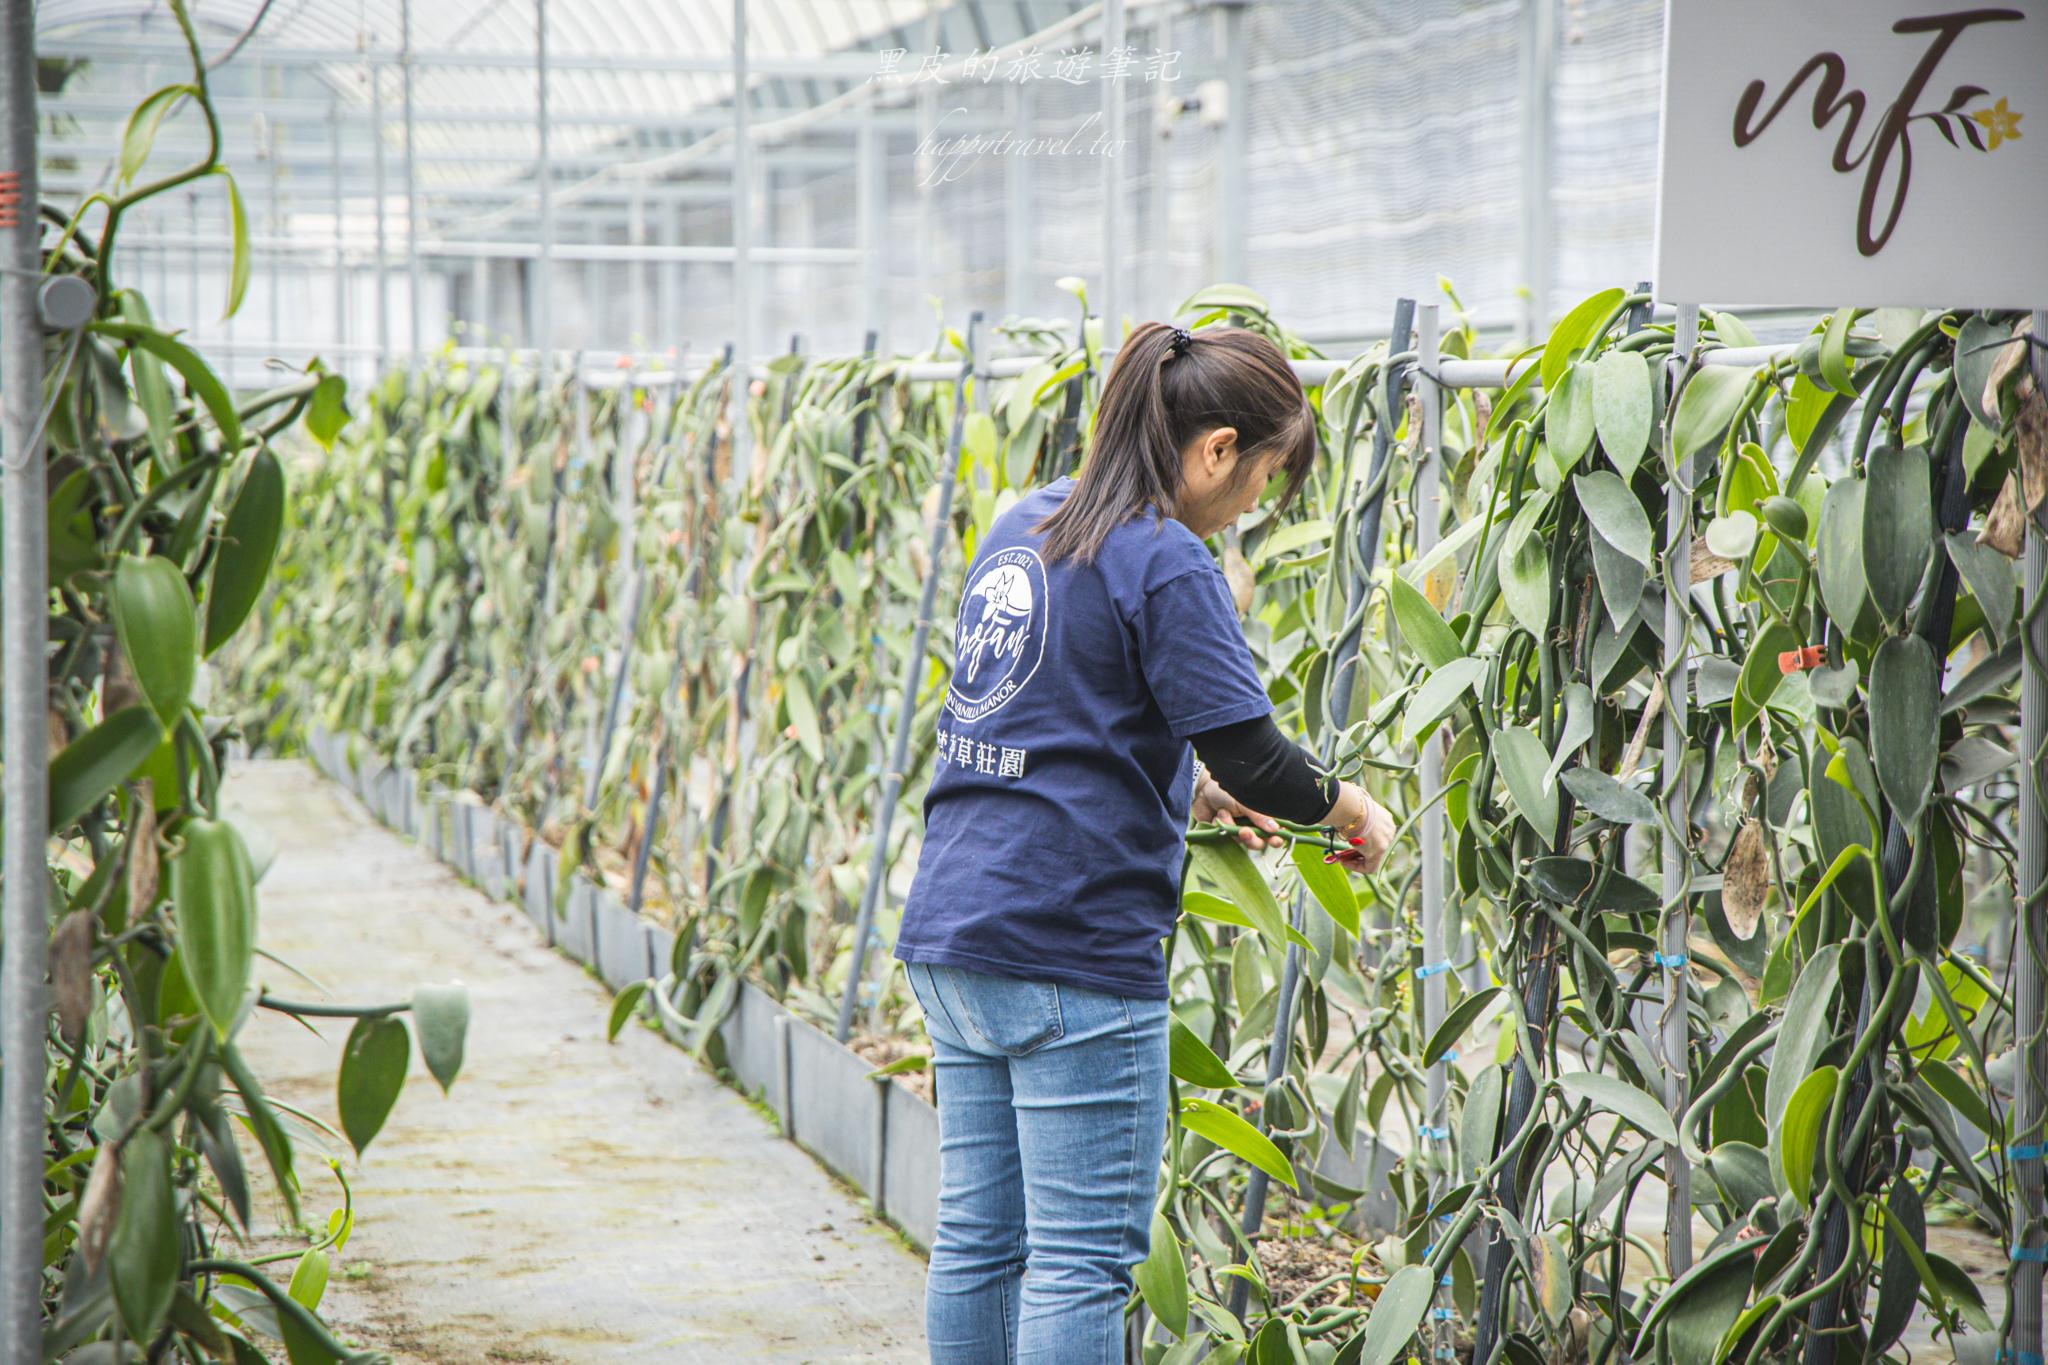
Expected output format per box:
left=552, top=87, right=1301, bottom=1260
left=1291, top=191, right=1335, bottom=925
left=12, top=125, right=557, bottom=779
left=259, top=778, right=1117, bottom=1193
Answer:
left=947, top=547, right=1048, bottom=723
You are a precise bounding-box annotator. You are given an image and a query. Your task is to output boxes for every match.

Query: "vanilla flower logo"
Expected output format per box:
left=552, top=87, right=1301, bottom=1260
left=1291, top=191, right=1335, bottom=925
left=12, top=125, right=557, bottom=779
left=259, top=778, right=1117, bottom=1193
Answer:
left=1970, top=96, right=2022, bottom=150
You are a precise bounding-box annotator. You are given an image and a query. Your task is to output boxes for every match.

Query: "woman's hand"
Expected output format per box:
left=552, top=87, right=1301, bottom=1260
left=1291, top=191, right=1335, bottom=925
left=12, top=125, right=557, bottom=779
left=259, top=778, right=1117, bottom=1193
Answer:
left=1192, top=771, right=1286, bottom=851
left=1322, top=782, right=1396, bottom=874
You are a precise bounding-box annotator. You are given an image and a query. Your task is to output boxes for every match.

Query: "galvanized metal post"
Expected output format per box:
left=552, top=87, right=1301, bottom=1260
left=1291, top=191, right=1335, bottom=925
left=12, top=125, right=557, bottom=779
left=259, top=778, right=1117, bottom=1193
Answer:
left=1099, top=0, right=1126, bottom=344
left=1516, top=0, right=1553, bottom=341
left=401, top=0, right=421, bottom=363
left=472, top=254, right=489, bottom=341
left=2012, top=307, right=2048, bottom=1365
left=1004, top=82, right=1031, bottom=324
left=266, top=70, right=281, bottom=355
left=836, top=313, right=982, bottom=1043
left=629, top=181, right=648, bottom=347
left=856, top=107, right=882, bottom=345
left=729, top=0, right=752, bottom=488
left=330, top=101, right=346, bottom=360
left=535, top=0, right=554, bottom=355
left=1, top=4, right=48, bottom=1350
left=1416, top=301, right=1450, bottom=1181
left=1661, top=301, right=1701, bottom=1278
left=1214, top=0, right=1249, bottom=285
left=1147, top=0, right=1174, bottom=320
left=370, top=48, right=388, bottom=372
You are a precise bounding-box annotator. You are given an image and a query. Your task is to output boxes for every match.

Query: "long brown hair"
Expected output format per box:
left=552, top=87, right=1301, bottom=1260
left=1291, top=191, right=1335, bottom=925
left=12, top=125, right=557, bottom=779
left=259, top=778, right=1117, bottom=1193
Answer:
left=1034, top=321, right=1318, bottom=565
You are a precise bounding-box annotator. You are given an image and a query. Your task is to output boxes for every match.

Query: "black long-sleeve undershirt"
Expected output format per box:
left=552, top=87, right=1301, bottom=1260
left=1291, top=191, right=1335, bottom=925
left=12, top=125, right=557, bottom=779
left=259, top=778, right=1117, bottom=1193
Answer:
left=1189, top=713, right=1337, bottom=826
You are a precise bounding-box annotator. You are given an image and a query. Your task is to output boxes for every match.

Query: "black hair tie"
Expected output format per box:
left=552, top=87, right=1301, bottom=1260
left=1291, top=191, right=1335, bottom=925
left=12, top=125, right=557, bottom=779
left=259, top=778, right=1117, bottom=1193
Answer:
left=1166, top=326, right=1194, bottom=358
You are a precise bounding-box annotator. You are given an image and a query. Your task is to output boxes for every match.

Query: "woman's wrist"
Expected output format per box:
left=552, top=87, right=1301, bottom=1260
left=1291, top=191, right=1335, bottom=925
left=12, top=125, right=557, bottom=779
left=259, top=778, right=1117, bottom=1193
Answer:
left=1322, top=782, right=1370, bottom=839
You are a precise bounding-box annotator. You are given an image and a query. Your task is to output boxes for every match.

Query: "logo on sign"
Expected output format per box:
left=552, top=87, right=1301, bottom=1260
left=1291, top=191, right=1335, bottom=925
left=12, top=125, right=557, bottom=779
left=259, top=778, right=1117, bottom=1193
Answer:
left=1732, top=8, right=2024, bottom=257
left=947, top=548, right=1048, bottom=723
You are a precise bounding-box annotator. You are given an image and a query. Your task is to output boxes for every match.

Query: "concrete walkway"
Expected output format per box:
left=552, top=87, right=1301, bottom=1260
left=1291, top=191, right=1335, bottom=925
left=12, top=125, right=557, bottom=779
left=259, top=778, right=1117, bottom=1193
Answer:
left=227, top=759, right=928, bottom=1363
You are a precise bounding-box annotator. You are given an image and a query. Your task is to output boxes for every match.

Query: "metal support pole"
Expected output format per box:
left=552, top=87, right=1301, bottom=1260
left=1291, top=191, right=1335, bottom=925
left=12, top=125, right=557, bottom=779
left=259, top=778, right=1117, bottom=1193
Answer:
left=1413, top=306, right=1455, bottom=1364
left=1100, top=0, right=1126, bottom=343
left=1516, top=0, right=1554, bottom=342
left=535, top=0, right=553, bottom=355
left=330, top=102, right=346, bottom=361
left=370, top=49, right=388, bottom=372
left=471, top=253, right=488, bottom=342
left=2012, top=307, right=2048, bottom=1365
left=629, top=180, right=648, bottom=346
left=1004, top=82, right=1031, bottom=324
left=836, top=313, right=982, bottom=1043
left=266, top=70, right=281, bottom=355
left=401, top=0, right=421, bottom=363
left=1148, top=0, right=1174, bottom=320
left=1661, top=301, right=1701, bottom=1278
left=855, top=110, right=881, bottom=343
left=1215, top=0, right=1249, bottom=285
left=729, top=0, right=752, bottom=490
left=1, top=4, right=49, bottom=1350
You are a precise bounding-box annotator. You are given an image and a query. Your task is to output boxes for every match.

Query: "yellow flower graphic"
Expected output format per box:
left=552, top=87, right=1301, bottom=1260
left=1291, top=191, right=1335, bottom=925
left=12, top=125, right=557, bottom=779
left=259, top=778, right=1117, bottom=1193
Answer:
left=1971, top=96, right=2023, bottom=150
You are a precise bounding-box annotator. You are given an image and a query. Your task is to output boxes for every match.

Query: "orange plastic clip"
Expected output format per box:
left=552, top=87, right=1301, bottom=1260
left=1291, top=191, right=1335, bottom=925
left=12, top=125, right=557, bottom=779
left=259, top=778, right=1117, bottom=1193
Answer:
left=1777, top=644, right=1827, bottom=674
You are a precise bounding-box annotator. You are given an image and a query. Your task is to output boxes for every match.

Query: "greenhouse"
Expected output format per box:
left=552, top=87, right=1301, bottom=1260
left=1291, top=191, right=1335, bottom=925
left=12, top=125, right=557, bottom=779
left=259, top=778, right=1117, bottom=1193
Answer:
left=4, top=0, right=2047, bottom=1362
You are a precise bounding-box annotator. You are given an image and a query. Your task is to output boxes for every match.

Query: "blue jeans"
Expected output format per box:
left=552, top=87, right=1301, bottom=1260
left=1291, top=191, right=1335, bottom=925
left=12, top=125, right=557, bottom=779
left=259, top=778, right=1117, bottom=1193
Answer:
left=905, top=961, right=1170, bottom=1365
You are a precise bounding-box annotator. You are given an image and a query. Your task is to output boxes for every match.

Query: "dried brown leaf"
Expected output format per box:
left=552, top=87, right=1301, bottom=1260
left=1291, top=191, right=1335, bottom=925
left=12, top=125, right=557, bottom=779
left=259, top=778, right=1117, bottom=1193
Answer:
left=51, top=909, right=95, bottom=1045
left=77, top=1142, right=121, bottom=1274
left=1691, top=539, right=1739, bottom=583
left=1723, top=820, right=1771, bottom=941
left=1223, top=545, right=1255, bottom=616
left=127, top=787, right=158, bottom=927
left=1985, top=314, right=2035, bottom=417
left=1980, top=472, right=2026, bottom=558
left=2019, top=380, right=2048, bottom=514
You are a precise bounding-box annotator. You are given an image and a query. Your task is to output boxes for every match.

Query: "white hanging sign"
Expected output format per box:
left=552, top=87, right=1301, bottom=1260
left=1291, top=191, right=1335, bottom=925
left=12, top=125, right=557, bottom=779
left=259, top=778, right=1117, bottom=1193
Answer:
left=1655, top=1, right=2047, bottom=307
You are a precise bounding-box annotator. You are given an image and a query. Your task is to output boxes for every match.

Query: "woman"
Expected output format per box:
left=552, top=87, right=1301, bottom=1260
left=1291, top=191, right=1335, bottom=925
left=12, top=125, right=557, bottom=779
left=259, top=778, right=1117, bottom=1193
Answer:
left=893, top=321, right=1396, bottom=1363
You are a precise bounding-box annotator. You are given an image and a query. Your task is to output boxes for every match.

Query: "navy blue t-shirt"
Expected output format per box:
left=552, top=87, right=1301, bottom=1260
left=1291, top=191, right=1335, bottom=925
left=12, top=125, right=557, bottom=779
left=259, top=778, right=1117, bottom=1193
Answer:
left=895, top=476, right=1273, bottom=999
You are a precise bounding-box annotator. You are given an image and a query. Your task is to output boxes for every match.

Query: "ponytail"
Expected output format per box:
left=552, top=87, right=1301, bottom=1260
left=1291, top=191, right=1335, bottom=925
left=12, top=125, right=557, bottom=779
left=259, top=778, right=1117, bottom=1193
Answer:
left=1034, top=321, right=1317, bottom=565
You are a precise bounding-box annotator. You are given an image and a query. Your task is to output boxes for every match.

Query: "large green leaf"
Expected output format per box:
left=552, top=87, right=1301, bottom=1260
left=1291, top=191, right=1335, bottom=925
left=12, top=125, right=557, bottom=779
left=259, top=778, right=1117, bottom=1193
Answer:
left=1669, top=365, right=1754, bottom=471
left=1389, top=571, right=1464, bottom=671
left=1403, top=656, right=1486, bottom=745
left=1560, top=767, right=1658, bottom=825
left=204, top=446, right=287, bottom=653
left=1764, top=945, right=1841, bottom=1134
left=306, top=372, right=351, bottom=450
left=1732, top=621, right=1799, bottom=737
left=49, top=706, right=161, bottom=831
left=1947, top=530, right=2016, bottom=645
left=411, top=983, right=470, bottom=1094
left=1422, top=986, right=1501, bottom=1068
left=1540, top=287, right=1625, bottom=392
left=1498, top=497, right=1553, bottom=638
left=1815, top=477, right=1877, bottom=643
left=280, top=1247, right=336, bottom=1365
left=1559, top=1072, right=1678, bottom=1145
left=1188, top=841, right=1287, bottom=948
left=1495, top=725, right=1558, bottom=844
left=1134, top=1212, right=1189, bottom=1338
left=784, top=673, right=823, bottom=764
left=118, top=289, right=177, bottom=464
left=171, top=816, right=259, bottom=1040
left=1177, top=1098, right=1295, bottom=1189
left=1591, top=348, right=1653, bottom=480
left=1776, top=1065, right=1838, bottom=1203
left=1547, top=365, right=1596, bottom=473
left=1574, top=471, right=1653, bottom=566
left=114, top=553, right=198, bottom=728
left=216, top=167, right=252, bottom=320
left=338, top=1015, right=411, bottom=1155
left=118, top=83, right=193, bottom=184
left=1869, top=634, right=1939, bottom=822
left=1861, top=445, right=1933, bottom=622
left=94, top=320, right=243, bottom=455
left=1352, top=1263, right=1434, bottom=1365
left=109, top=1129, right=179, bottom=1340
left=1169, top=1016, right=1238, bottom=1090
left=1289, top=838, right=1359, bottom=936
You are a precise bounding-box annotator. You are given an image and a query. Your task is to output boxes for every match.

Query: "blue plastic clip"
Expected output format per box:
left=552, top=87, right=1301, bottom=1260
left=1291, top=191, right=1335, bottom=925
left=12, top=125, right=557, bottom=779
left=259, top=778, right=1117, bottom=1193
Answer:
left=1419, top=1124, right=1450, bottom=1142
left=1431, top=1308, right=1455, bottom=1322
left=1415, top=960, right=1453, bottom=979
left=1433, top=1049, right=1459, bottom=1065
left=1998, top=1352, right=2046, bottom=1365
left=1652, top=951, right=1688, bottom=969
left=2010, top=1144, right=2047, bottom=1162
left=2012, top=1243, right=2048, bottom=1264
left=865, top=703, right=883, bottom=714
